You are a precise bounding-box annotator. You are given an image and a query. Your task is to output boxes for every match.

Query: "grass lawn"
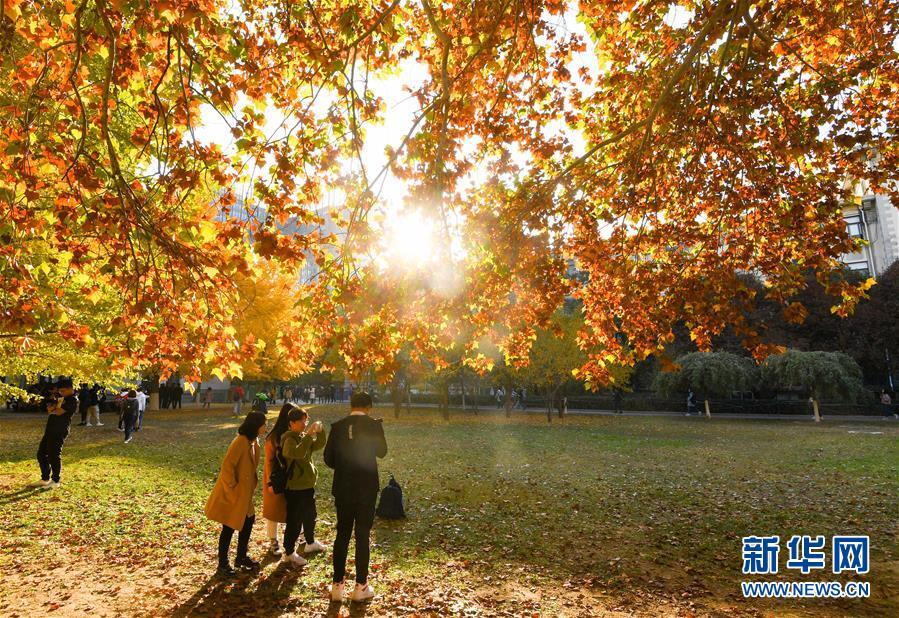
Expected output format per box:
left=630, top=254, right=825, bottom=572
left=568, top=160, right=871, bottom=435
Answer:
left=0, top=404, right=896, bottom=617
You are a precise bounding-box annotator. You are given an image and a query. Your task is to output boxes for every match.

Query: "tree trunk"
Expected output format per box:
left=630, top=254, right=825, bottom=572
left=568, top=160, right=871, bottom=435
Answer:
left=392, top=375, right=402, bottom=418
left=503, top=375, right=513, bottom=418
left=811, top=397, right=821, bottom=422
left=405, top=382, right=412, bottom=412
left=441, top=382, right=449, bottom=420
left=704, top=398, right=711, bottom=418
left=557, top=387, right=565, bottom=419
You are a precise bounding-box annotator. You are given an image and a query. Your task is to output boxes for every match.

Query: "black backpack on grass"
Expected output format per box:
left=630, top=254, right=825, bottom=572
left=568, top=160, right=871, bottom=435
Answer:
left=376, top=474, right=406, bottom=519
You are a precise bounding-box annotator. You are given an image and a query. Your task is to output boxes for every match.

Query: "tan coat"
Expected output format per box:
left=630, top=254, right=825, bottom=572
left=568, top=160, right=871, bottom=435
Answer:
left=205, top=435, right=260, bottom=531
left=261, top=435, right=287, bottom=523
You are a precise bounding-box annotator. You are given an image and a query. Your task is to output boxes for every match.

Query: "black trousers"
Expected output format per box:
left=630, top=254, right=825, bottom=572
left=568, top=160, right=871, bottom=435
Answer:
left=332, top=495, right=376, bottom=584
left=122, top=410, right=135, bottom=441
left=37, top=430, right=68, bottom=482
left=284, top=488, right=317, bottom=554
left=218, top=515, right=254, bottom=567
left=79, top=405, right=88, bottom=424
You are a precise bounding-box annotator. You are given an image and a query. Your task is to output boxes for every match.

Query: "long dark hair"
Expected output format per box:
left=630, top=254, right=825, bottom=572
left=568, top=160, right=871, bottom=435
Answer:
left=266, top=403, right=297, bottom=443
left=237, top=412, right=267, bottom=440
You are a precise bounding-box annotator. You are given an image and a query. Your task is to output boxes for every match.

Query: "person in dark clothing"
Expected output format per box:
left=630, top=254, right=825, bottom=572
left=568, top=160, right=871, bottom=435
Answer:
left=613, top=389, right=623, bottom=414
left=33, top=378, right=78, bottom=488
left=173, top=382, right=183, bottom=409
left=77, top=383, right=90, bottom=425
left=160, top=383, right=170, bottom=409
left=323, top=391, right=387, bottom=603
left=84, top=384, right=102, bottom=426
left=122, top=389, right=138, bottom=443
left=686, top=389, right=697, bottom=416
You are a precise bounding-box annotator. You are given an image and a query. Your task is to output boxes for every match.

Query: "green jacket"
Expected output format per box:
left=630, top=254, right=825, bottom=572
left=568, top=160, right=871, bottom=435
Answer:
left=280, top=429, right=326, bottom=491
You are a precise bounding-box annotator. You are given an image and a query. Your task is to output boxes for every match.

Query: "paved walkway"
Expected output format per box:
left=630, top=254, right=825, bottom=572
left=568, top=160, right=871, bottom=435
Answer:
left=3, top=401, right=894, bottom=423
left=371, top=402, right=895, bottom=422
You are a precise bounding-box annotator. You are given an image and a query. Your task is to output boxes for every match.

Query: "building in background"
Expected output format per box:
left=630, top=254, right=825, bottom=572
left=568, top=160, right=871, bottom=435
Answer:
left=842, top=193, right=899, bottom=278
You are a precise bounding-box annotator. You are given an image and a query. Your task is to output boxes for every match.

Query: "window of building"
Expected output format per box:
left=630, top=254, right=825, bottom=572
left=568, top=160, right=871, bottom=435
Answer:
left=844, top=213, right=865, bottom=239
left=843, top=259, right=870, bottom=278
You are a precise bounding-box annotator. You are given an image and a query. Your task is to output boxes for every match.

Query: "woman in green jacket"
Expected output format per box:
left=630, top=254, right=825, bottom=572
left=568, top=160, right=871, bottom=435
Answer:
left=280, top=407, right=327, bottom=566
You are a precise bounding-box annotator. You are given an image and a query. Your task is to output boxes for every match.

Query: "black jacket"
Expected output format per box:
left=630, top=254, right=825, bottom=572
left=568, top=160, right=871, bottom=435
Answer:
left=45, top=394, right=78, bottom=433
left=323, top=414, right=387, bottom=501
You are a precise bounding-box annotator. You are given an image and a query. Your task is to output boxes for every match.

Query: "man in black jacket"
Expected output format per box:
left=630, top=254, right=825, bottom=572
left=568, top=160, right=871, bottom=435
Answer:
left=32, top=378, right=78, bottom=488
left=323, top=391, right=387, bottom=603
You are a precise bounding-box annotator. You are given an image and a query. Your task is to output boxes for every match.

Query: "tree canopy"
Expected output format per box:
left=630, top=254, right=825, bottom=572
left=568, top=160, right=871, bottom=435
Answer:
left=654, top=351, right=756, bottom=398
left=3, top=1, right=897, bottom=393
left=760, top=349, right=864, bottom=402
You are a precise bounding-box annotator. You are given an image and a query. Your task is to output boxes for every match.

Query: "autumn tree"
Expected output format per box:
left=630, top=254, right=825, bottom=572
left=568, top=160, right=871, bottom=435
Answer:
left=515, top=309, right=583, bottom=421
left=3, top=1, right=897, bottom=390
left=229, top=260, right=320, bottom=382
left=759, top=350, right=864, bottom=421
left=654, top=351, right=756, bottom=417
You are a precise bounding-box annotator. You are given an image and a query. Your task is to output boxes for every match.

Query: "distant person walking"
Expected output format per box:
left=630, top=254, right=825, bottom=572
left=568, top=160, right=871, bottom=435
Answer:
left=135, top=388, right=148, bottom=430
left=324, top=391, right=387, bottom=602
left=205, top=412, right=267, bottom=576
left=686, top=389, right=697, bottom=416
left=280, top=407, right=327, bottom=567
left=202, top=387, right=214, bottom=409
left=252, top=392, right=269, bottom=415
left=172, top=382, right=183, bottom=409
left=881, top=390, right=896, bottom=419
left=77, top=383, right=90, bottom=426
left=262, top=404, right=292, bottom=555
left=232, top=384, right=245, bottom=416
left=122, top=390, right=138, bottom=443
left=86, top=384, right=102, bottom=426
left=613, top=389, right=623, bottom=414
left=32, top=379, right=78, bottom=488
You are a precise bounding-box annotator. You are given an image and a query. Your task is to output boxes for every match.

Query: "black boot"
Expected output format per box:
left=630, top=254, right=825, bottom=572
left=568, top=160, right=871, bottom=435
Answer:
left=235, top=555, right=260, bottom=570
left=216, top=563, right=236, bottom=577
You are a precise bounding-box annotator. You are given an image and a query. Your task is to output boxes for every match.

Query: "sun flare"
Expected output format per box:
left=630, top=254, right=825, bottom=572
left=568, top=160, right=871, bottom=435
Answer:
left=378, top=210, right=437, bottom=270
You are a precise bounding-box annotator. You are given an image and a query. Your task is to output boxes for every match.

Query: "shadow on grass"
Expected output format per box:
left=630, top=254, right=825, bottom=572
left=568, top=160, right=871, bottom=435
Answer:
left=171, top=563, right=307, bottom=617
left=324, top=600, right=372, bottom=617
left=0, top=485, right=47, bottom=505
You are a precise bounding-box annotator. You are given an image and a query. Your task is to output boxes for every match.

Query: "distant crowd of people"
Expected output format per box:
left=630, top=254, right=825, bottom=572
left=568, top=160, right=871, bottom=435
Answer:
left=226, top=383, right=344, bottom=416
left=158, top=381, right=184, bottom=409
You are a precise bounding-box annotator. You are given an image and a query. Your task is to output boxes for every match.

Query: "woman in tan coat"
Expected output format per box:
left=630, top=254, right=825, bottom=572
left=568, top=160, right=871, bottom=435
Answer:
left=262, top=403, right=295, bottom=554
left=205, top=411, right=267, bottom=576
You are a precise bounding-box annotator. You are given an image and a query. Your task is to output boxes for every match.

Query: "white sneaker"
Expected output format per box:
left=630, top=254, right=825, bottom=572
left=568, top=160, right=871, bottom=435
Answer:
left=86, top=423, right=93, bottom=427
left=29, top=479, right=51, bottom=487
left=281, top=552, right=307, bottom=567
left=96, top=422, right=104, bottom=426
left=330, top=581, right=345, bottom=601
left=117, top=427, right=124, bottom=432
left=303, top=540, right=326, bottom=554
left=124, top=437, right=133, bottom=444
left=269, top=540, right=283, bottom=555
left=351, top=583, right=374, bottom=602
left=47, top=481, right=61, bottom=489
